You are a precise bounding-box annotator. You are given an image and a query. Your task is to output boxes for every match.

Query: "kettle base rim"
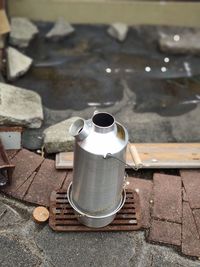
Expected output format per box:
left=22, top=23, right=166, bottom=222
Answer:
left=67, top=182, right=126, bottom=228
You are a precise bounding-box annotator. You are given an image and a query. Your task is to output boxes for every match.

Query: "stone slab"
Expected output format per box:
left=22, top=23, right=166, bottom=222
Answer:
left=182, top=202, right=200, bottom=257
left=126, top=177, right=153, bottom=228
left=6, top=46, right=33, bottom=81
left=10, top=17, right=38, bottom=48
left=152, top=173, right=182, bottom=223
left=24, top=159, right=67, bottom=206
left=46, top=18, right=74, bottom=40
left=149, top=219, right=181, bottom=246
left=181, top=170, right=200, bottom=209
left=0, top=82, right=43, bottom=128
left=193, top=209, right=200, bottom=238
left=3, top=149, right=44, bottom=195
left=107, top=22, right=128, bottom=42
left=44, top=117, right=80, bottom=153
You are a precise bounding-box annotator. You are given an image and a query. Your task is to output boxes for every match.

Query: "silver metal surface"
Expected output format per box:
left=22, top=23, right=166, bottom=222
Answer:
left=67, top=182, right=126, bottom=228
left=68, top=112, right=128, bottom=228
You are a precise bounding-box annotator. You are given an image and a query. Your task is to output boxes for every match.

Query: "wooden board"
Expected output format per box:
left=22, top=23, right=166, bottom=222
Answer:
left=0, top=9, right=10, bottom=34
left=56, top=143, right=200, bottom=169
left=7, top=0, right=200, bottom=27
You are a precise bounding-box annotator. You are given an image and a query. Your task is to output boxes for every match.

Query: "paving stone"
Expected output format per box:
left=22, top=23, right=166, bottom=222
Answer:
left=181, top=170, right=200, bottom=209
left=182, top=202, right=200, bottom=257
left=61, top=171, right=72, bottom=190
left=193, top=209, right=200, bottom=238
left=0, top=234, right=41, bottom=267
left=126, top=177, right=153, bottom=228
left=136, top=243, right=200, bottom=267
left=9, top=17, right=39, bottom=48
left=6, top=47, right=33, bottom=81
left=0, top=201, right=23, bottom=227
left=36, top=225, right=144, bottom=267
left=152, top=173, right=182, bottom=223
left=14, top=172, right=37, bottom=200
left=3, top=149, right=44, bottom=195
left=24, top=159, right=67, bottom=206
left=149, top=219, right=181, bottom=246
left=0, top=83, right=44, bottom=128
left=44, top=117, right=80, bottom=153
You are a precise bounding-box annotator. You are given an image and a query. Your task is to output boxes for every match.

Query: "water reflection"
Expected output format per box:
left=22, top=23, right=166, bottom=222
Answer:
left=11, top=23, right=200, bottom=116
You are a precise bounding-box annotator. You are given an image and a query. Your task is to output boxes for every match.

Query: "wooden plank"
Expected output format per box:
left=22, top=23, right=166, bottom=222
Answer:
left=0, top=9, right=10, bottom=35
left=7, top=0, right=200, bottom=27
left=56, top=143, right=200, bottom=169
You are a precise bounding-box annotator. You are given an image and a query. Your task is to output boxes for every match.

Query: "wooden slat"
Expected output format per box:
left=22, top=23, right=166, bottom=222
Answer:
left=7, top=0, right=200, bottom=27
left=56, top=143, right=200, bottom=169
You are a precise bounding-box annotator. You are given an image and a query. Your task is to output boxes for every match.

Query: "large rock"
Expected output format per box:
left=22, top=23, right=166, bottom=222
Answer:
left=107, top=22, right=129, bottom=42
left=6, top=47, right=33, bottom=81
left=0, top=83, right=43, bottom=128
left=9, top=17, right=39, bottom=48
left=44, top=117, right=80, bottom=153
left=46, top=18, right=74, bottom=40
left=159, top=31, right=200, bottom=55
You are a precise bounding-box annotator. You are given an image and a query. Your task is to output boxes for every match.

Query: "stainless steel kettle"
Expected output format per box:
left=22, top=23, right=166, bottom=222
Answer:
left=67, top=112, right=129, bottom=228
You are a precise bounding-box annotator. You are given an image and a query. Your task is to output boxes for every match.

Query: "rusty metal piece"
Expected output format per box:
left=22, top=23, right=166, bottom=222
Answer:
left=49, top=189, right=141, bottom=232
left=0, top=139, right=15, bottom=186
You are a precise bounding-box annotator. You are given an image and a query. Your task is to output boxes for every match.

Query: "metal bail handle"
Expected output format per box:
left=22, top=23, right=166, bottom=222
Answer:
left=103, top=153, right=141, bottom=171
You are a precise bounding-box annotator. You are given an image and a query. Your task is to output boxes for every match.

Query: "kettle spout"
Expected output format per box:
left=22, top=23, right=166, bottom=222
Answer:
left=69, top=118, right=90, bottom=141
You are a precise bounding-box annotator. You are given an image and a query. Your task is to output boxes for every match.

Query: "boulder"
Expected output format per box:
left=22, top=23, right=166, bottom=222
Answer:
left=107, top=22, right=129, bottom=42
left=0, top=83, right=43, bottom=128
left=159, top=31, right=200, bottom=55
left=6, top=47, right=33, bottom=81
left=9, top=17, right=39, bottom=48
left=44, top=117, right=80, bottom=153
left=46, top=18, right=74, bottom=40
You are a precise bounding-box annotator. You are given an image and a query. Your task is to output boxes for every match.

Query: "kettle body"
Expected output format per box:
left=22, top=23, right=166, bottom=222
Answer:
left=67, top=112, right=128, bottom=228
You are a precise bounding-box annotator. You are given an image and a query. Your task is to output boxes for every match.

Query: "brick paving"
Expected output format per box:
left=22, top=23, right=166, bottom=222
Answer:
left=2, top=149, right=200, bottom=259
left=182, top=202, right=200, bottom=257
left=149, top=219, right=181, bottom=246
left=193, top=209, right=200, bottom=238
left=127, top=177, right=153, bottom=228
left=3, top=149, right=44, bottom=195
left=24, top=159, right=67, bottom=206
left=181, top=170, right=200, bottom=209
left=152, top=173, right=182, bottom=223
